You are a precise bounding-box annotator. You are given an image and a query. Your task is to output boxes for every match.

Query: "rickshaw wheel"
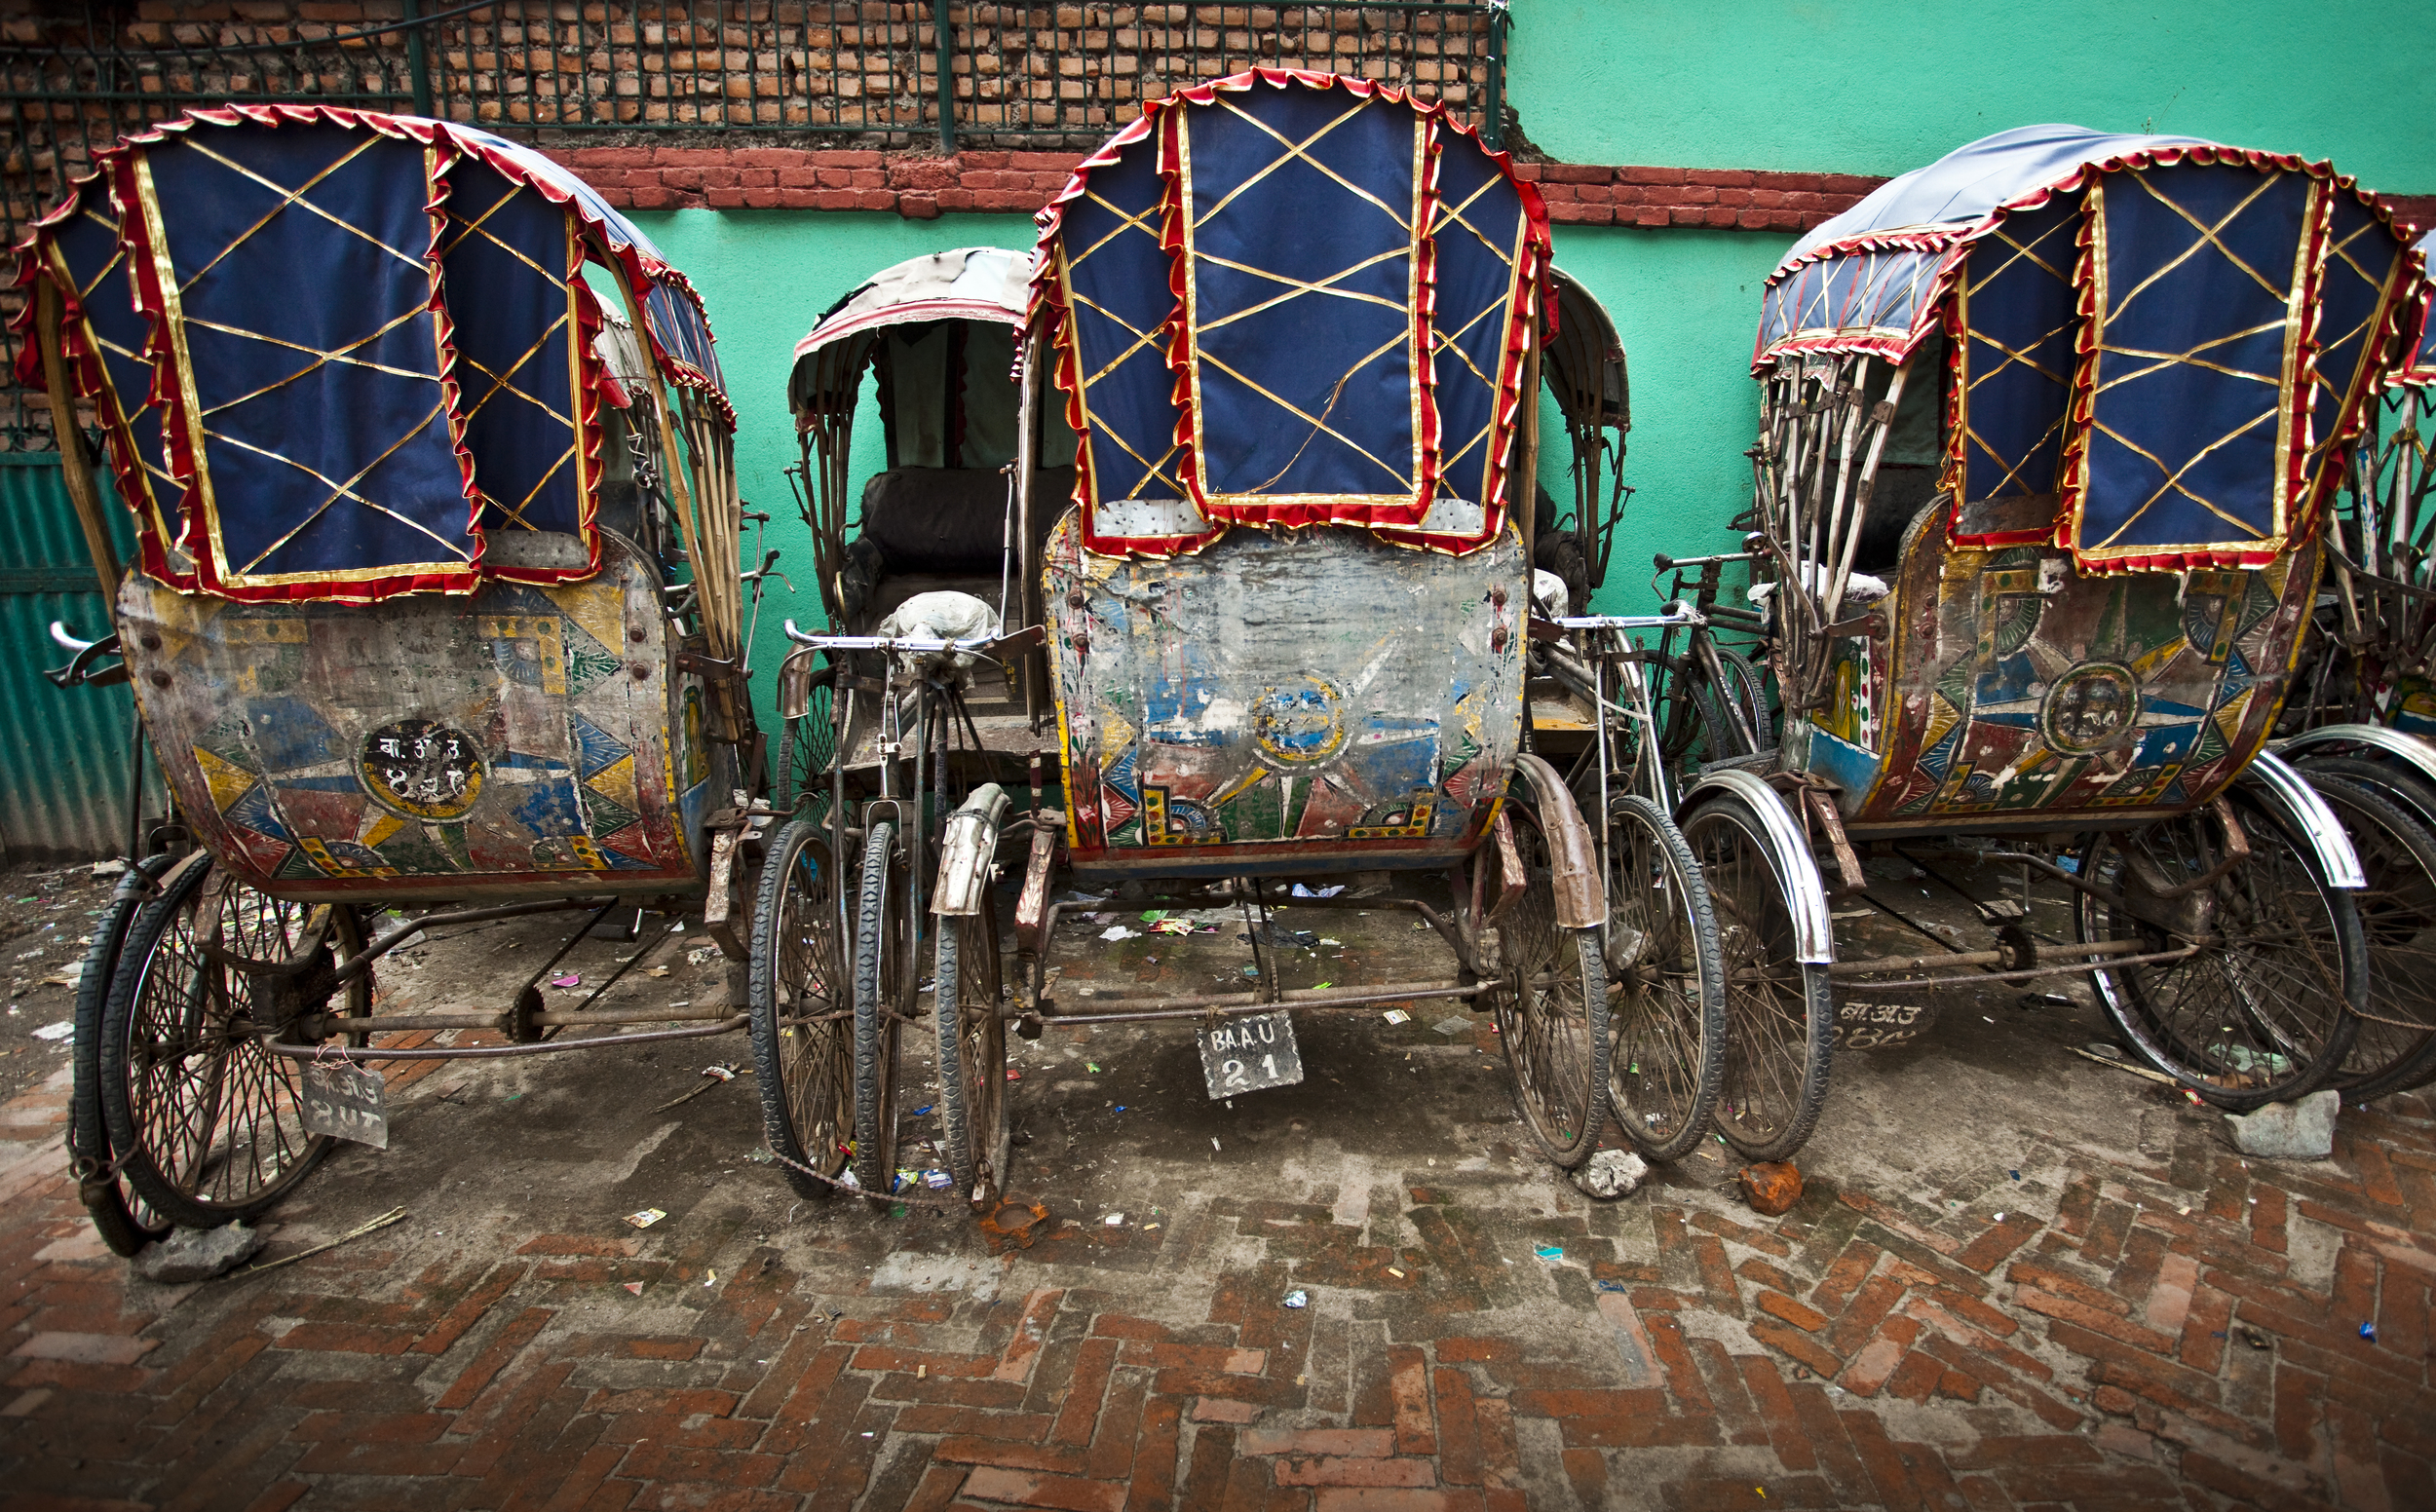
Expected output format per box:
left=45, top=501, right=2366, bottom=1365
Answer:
left=70, top=853, right=180, bottom=1257
left=1712, top=647, right=1774, bottom=754
left=97, top=858, right=371, bottom=1229
left=2301, top=775, right=2436, bottom=1101
left=2075, top=787, right=2363, bottom=1111
left=1487, top=791, right=1610, bottom=1169
left=1682, top=796, right=1834, bottom=1162
left=747, top=818, right=854, bottom=1199
left=1604, top=795, right=1728, bottom=1162
left=933, top=909, right=1009, bottom=1205
left=776, top=690, right=836, bottom=820
left=851, top=820, right=909, bottom=1199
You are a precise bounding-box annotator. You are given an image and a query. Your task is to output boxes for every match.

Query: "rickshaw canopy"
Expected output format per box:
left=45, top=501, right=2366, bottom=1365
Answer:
left=2404, top=227, right=2436, bottom=388
left=1755, top=124, right=2423, bottom=574
left=791, top=246, right=1029, bottom=365
left=1544, top=266, right=1628, bottom=436
left=786, top=246, right=1033, bottom=471
left=15, top=106, right=731, bottom=603
left=1029, top=69, right=1551, bottom=557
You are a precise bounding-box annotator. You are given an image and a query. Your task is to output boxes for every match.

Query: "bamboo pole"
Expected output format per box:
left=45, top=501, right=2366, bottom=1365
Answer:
left=34, top=282, right=122, bottom=600
left=1826, top=359, right=1907, bottom=624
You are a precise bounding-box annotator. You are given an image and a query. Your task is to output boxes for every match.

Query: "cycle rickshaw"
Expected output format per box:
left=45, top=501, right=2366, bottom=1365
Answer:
left=21, top=107, right=761, bottom=1249
left=1625, top=127, right=2417, bottom=1157
left=747, top=71, right=1728, bottom=1208
left=2276, top=223, right=2436, bottom=1101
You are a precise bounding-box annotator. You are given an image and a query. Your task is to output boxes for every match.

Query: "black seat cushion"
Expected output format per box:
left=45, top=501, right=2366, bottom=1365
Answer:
left=858, top=467, right=1076, bottom=574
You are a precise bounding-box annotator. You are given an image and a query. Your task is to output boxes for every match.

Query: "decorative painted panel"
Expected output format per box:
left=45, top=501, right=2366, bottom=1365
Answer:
left=121, top=533, right=713, bottom=900
left=1045, top=513, right=1524, bottom=876
left=1807, top=527, right=2319, bottom=830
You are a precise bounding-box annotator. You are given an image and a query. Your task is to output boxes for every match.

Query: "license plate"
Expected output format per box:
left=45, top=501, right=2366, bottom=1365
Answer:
left=301, top=1060, right=390, bottom=1149
left=1198, top=1010, right=1305, bottom=1098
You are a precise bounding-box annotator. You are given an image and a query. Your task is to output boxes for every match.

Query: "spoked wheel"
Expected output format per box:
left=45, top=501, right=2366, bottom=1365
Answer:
left=775, top=672, right=837, bottom=818
left=2075, top=788, right=2363, bottom=1111
left=1485, top=787, right=1610, bottom=1168
left=96, top=857, right=373, bottom=1228
left=2302, top=775, right=2436, bottom=1101
left=1712, top=646, right=1774, bottom=753
left=933, top=909, right=1009, bottom=1205
left=851, top=819, right=911, bottom=1198
left=1683, top=795, right=1833, bottom=1161
left=747, top=817, right=856, bottom=1198
left=69, top=854, right=179, bottom=1256
left=1604, top=795, right=1727, bottom=1161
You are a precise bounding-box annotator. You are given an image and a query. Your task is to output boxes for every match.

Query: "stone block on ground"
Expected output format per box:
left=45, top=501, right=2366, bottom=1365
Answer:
left=1573, top=1148, right=1648, bottom=1200
left=2226, top=1088, right=2340, bottom=1159
left=133, top=1222, right=265, bottom=1284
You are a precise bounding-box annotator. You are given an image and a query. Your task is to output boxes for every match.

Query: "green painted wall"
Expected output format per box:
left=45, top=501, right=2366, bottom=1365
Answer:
left=630, top=210, right=1036, bottom=718
left=1511, top=0, right=2436, bottom=193
left=641, top=0, right=2436, bottom=732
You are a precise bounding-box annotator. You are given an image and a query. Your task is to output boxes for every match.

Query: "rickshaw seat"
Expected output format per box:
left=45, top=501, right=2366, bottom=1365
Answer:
left=857, top=466, right=1077, bottom=574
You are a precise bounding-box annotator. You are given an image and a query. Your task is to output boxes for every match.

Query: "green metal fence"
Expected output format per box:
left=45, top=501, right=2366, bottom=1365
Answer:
left=0, top=452, right=155, bottom=862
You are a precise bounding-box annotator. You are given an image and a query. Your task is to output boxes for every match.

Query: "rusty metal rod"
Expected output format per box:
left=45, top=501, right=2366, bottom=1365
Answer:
left=262, top=1016, right=747, bottom=1061
left=1828, top=937, right=2152, bottom=979
left=1837, top=947, right=2199, bottom=994
left=1028, top=977, right=1490, bottom=1026
left=329, top=896, right=621, bottom=985
left=300, top=1003, right=738, bottom=1035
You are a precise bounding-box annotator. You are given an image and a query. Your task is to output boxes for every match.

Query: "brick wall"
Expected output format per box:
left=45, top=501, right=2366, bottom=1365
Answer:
left=546, top=143, right=1894, bottom=230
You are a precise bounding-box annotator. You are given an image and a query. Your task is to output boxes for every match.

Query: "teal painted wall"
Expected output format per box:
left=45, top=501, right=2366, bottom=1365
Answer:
left=630, top=210, right=1035, bottom=717
left=1510, top=0, right=2436, bottom=193
left=640, top=0, right=2436, bottom=732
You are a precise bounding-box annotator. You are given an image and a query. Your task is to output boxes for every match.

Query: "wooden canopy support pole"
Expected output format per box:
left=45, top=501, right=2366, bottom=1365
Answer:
left=1516, top=316, right=1542, bottom=567
left=34, top=282, right=122, bottom=600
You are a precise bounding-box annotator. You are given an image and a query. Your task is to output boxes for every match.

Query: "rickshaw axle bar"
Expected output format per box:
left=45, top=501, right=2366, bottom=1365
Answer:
left=1028, top=977, right=1487, bottom=1025
left=1829, top=936, right=2153, bottom=978
left=329, top=896, right=621, bottom=985
left=1837, top=946, right=2198, bottom=994
left=297, top=1003, right=739, bottom=1035
left=264, top=1016, right=747, bottom=1061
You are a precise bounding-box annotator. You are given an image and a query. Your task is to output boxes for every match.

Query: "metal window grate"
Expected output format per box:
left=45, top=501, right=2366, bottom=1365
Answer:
left=0, top=2, right=1509, bottom=446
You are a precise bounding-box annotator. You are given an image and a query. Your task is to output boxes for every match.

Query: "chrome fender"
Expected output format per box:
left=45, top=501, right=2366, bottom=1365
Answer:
left=2241, top=750, right=2366, bottom=890
left=933, top=783, right=1011, bottom=916
left=1678, top=767, right=1834, bottom=964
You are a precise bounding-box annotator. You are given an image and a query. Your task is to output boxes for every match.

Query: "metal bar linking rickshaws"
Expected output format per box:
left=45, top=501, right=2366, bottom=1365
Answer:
left=22, top=107, right=765, bottom=1250
left=2275, top=223, right=2436, bottom=1101
left=747, top=71, right=1727, bottom=1208
left=1622, top=127, right=2418, bottom=1158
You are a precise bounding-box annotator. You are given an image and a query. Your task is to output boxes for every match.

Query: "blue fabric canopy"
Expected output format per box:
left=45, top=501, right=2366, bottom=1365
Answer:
left=1033, top=70, right=1549, bottom=557
left=19, top=107, right=731, bottom=602
left=1755, top=124, right=2420, bottom=573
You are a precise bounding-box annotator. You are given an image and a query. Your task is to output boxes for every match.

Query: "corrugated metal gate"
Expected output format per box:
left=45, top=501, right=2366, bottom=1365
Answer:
left=0, top=453, right=151, bottom=863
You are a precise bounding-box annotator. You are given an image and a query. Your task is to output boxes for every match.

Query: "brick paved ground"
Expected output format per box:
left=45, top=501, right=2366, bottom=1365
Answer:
left=5, top=887, right=2434, bottom=1510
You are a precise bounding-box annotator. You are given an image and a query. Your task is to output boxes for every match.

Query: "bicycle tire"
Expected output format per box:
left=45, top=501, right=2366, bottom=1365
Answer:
left=933, top=909, right=1009, bottom=1205
left=1683, top=795, right=1834, bottom=1161
left=98, top=858, right=352, bottom=1228
left=747, top=817, right=854, bottom=1198
left=69, top=853, right=180, bottom=1256
left=851, top=820, right=906, bottom=1198
left=2076, top=786, right=2363, bottom=1111
left=1487, top=788, right=1610, bottom=1169
left=1604, top=795, right=1728, bottom=1161
left=2280, top=774, right=2436, bottom=1102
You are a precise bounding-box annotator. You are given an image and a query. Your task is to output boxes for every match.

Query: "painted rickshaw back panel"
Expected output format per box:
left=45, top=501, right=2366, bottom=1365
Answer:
left=122, top=532, right=714, bottom=900
left=1045, top=513, right=1524, bottom=876
left=1753, top=127, right=2417, bottom=831
left=1804, top=527, right=2320, bottom=833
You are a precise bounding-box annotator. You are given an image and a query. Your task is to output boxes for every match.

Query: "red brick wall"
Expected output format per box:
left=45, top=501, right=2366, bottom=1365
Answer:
left=548, top=144, right=1893, bottom=230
